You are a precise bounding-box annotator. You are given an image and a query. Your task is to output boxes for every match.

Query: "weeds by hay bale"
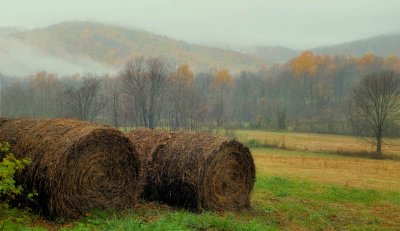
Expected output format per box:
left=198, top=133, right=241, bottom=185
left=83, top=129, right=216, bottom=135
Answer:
left=0, top=118, right=142, bottom=219
left=127, top=128, right=255, bottom=211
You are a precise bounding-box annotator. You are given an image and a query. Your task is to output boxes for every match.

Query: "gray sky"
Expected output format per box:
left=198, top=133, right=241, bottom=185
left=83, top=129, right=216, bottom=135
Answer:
left=1, top=0, right=400, bottom=49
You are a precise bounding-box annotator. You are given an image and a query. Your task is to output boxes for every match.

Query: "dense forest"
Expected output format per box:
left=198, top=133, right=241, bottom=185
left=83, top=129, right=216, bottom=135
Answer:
left=1, top=51, right=400, bottom=137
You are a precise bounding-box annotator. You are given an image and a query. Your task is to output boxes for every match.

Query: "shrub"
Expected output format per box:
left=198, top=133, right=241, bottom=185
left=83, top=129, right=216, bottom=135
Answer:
left=0, top=142, right=36, bottom=207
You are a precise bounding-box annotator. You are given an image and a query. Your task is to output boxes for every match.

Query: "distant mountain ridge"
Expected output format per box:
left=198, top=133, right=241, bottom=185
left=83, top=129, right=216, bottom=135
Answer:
left=4, top=21, right=266, bottom=73
left=312, top=33, right=400, bottom=57
left=248, top=33, right=400, bottom=63
left=247, top=46, right=299, bottom=64
left=1, top=21, right=400, bottom=76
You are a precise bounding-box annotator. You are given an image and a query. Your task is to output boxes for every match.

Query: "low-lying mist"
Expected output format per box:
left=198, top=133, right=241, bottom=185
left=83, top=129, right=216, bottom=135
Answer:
left=0, top=36, right=117, bottom=76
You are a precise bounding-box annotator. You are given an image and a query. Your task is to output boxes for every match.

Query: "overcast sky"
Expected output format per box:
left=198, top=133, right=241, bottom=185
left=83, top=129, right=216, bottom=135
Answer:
left=1, top=0, right=400, bottom=49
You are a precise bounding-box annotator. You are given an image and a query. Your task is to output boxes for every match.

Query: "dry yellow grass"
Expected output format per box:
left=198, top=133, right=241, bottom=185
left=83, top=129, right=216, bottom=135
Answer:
left=235, top=129, right=400, bottom=155
left=253, top=148, right=400, bottom=191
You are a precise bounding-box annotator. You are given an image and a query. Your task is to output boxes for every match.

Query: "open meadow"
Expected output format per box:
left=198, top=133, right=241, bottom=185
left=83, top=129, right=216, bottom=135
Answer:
left=2, top=3, right=400, bottom=230
left=232, top=129, right=400, bottom=157
left=1, top=130, right=400, bottom=230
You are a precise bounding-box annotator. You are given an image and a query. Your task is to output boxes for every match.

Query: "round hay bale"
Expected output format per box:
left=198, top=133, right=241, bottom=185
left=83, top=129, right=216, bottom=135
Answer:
left=127, top=128, right=255, bottom=211
left=0, top=118, right=8, bottom=127
left=0, top=118, right=142, bottom=219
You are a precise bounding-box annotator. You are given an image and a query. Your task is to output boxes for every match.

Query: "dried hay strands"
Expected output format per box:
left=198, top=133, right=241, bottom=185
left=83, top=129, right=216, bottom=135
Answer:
left=127, top=128, right=255, bottom=211
left=0, top=118, right=142, bottom=219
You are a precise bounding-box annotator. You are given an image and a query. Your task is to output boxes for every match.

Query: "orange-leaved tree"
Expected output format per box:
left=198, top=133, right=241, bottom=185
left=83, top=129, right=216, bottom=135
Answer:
left=169, top=63, right=195, bottom=130
left=210, top=69, right=234, bottom=127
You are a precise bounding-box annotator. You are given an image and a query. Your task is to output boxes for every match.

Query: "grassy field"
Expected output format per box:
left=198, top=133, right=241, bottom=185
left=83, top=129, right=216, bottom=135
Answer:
left=231, top=129, right=400, bottom=156
left=1, top=131, right=400, bottom=230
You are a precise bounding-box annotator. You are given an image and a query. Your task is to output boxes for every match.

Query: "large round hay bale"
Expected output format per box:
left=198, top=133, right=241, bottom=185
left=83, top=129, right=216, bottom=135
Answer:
left=0, top=118, right=8, bottom=127
left=127, top=128, right=255, bottom=211
left=0, top=118, right=142, bottom=219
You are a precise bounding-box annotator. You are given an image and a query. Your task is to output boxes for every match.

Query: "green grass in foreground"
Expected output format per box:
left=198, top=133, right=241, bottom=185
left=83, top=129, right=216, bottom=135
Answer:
left=1, top=174, right=399, bottom=230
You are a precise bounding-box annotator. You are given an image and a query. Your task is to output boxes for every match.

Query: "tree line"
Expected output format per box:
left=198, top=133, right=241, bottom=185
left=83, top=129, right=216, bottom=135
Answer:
left=1, top=52, right=399, bottom=139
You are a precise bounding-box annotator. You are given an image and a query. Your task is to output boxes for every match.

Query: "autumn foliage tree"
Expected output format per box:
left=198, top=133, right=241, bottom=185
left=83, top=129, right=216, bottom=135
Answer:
left=210, top=69, right=234, bottom=127
left=168, top=63, right=195, bottom=130
left=2, top=52, right=400, bottom=137
left=290, top=51, right=318, bottom=106
left=384, top=56, right=400, bottom=72
left=290, top=51, right=317, bottom=76
left=29, top=71, right=64, bottom=117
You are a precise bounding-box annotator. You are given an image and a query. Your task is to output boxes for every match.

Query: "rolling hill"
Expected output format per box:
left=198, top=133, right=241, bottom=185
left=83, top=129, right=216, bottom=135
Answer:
left=246, top=33, right=400, bottom=63
left=312, top=33, right=400, bottom=57
left=2, top=21, right=400, bottom=76
left=4, top=21, right=266, bottom=74
left=248, top=46, right=299, bottom=64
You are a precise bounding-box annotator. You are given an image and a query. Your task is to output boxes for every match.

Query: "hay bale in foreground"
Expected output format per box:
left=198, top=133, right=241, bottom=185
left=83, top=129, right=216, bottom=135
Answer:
left=0, top=118, right=8, bottom=127
left=127, top=128, right=255, bottom=211
left=0, top=118, right=142, bottom=219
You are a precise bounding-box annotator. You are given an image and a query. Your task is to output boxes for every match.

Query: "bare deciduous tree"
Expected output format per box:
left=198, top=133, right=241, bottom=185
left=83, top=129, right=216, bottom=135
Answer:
left=121, top=56, right=170, bottom=128
left=103, top=76, right=121, bottom=127
left=65, top=73, right=107, bottom=121
left=111, top=78, right=121, bottom=127
left=350, top=71, right=400, bottom=154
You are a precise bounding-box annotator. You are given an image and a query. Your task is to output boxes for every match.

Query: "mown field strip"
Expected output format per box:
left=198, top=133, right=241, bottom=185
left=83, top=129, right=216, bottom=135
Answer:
left=234, top=129, right=400, bottom=155
left=253, top=148, right=400, bottom=191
